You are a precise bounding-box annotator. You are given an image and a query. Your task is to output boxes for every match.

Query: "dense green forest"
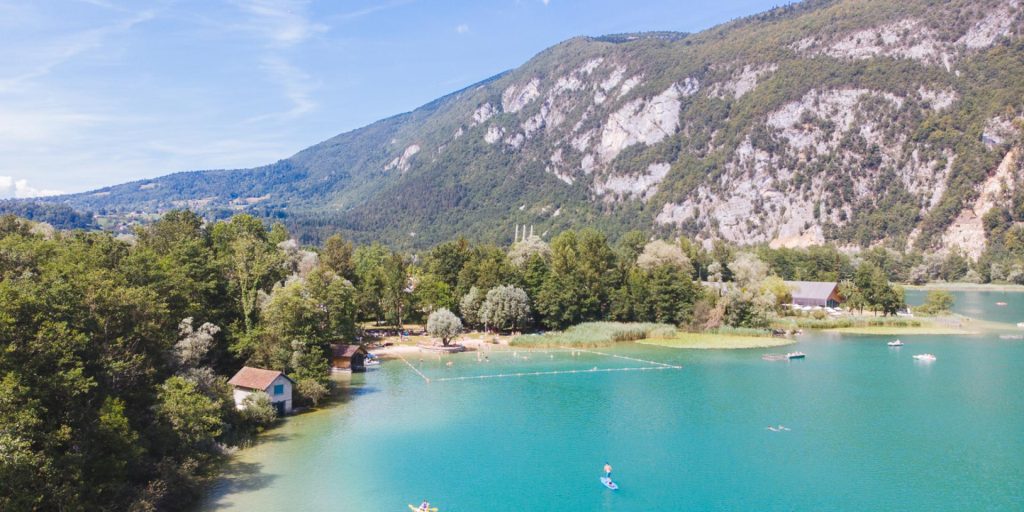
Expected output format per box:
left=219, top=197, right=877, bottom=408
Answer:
left=0, top=209, right=922, bottom=510
left=0, top=200, right=96, bottom=229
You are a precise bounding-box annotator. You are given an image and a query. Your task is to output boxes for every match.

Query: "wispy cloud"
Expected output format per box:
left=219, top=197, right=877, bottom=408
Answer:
left=0, top=9, right=155, bottom=94
left=230, top=0, right=327, bottom=46
left=330, top=0, right=416, bottom=23
left=455, top=23, right=469, bottom=34
left=248, top=56, right=320, bottom=122
left=231, top=0, right=325, bottom=121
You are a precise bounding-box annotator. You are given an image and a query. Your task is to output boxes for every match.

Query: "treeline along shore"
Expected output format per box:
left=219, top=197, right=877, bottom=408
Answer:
left=0, top=209, right=973, bottom=510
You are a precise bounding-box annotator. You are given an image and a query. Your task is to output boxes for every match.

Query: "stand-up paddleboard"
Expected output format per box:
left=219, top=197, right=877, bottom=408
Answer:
left=600, top=477, right=619, bottom=490
left=408, top=505, right=438, bottom=512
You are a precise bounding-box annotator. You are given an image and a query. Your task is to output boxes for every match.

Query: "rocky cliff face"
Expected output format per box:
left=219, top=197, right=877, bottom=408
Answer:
left=55, top=0, right=1024, bottom=253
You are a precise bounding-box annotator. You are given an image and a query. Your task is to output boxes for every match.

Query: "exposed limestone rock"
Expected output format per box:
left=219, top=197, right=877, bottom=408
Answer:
left=484, top=125, right=503, bottom=144
left=767, top=88, right=903, bottom=152
left=982, top=116, right=1019, bottom=147
left=820, top=19, right=950, bottom=67
left=618, top=75, right=642, bottom=97
left=712, top=64, right=777, bottom=98
left=903, top=149, right=954, bottom=211
left=571, top=129, right=594, bottom=152
left=958, top=0, right=1020, bottom=49
left=505, top=132, right=525, bottom=148
left=553, top=75, right=583, bottom=94
left=545, top=165, right=575, bottom=185
left=579, top=57, right=604, bottom=74
left=942, top=147, right=1020, bottom=258
left=592, top=163, right=671, bottom=201
left=918, top=87, right=958, bottom=110
left=502, top=78, right=541, bottom=113
left=597, top=82, right=692, bottom=163
left=472, top=103, right=497, bottom=124
left=581, top=154, right=597, bottom=174
left=601, top=66, right=626, bottom=91
left=384, top=144, right=421, bottom=172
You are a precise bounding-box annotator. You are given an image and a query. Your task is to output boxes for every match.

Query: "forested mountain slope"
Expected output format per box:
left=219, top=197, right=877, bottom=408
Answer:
left=54, top=0, right=1024, bottom=256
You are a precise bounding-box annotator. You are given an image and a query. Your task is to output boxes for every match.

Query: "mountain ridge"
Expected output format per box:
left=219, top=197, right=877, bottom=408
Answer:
left=44, top=0, right=1024, bottom=258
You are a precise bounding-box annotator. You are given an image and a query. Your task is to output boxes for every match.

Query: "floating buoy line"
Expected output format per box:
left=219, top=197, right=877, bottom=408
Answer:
left=396, top=347, right=681, bottom=384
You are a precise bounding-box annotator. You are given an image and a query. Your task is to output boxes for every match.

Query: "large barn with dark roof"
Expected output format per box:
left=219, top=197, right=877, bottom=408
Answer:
left=784, top=281, right=842, bottom=308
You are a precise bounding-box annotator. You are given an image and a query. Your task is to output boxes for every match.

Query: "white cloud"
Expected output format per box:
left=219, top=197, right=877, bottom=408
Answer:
left=231, top=0, right=327, bottom=47
left=542, top=0, right=551, bottom=5
left=230, top=0, right=324, bottom=121
left=0, top=176, right=63, bottom=198
left=456, top=23, right=469, bottom=34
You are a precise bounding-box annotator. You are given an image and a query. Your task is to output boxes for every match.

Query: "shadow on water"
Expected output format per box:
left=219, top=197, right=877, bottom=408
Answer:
left=204, top=461, right=277, bottom=510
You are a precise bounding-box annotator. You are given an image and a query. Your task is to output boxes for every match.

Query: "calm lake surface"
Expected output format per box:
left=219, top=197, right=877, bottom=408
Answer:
left=203, top=291, right=1024, bottom=511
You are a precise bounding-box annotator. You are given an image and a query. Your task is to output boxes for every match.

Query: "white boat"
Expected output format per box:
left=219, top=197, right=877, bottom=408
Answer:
left=913, top=353, right=937, bottom=362
left=887, top=339, right=903, bottom=347
left=1017, top=322, right=1024, bottom=328
left=786, top=352, right=806, bottom=359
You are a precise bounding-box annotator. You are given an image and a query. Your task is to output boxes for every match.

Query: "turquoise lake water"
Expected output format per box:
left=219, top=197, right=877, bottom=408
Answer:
left=203, top=291, right=1024, bottom=511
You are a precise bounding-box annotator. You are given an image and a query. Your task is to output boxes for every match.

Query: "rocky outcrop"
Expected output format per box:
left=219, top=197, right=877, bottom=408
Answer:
left=597, top=81, right=694, bottom=163
left=942, top=147, right=1020, bottom=258
left=384, top=144, right=420, bottom=173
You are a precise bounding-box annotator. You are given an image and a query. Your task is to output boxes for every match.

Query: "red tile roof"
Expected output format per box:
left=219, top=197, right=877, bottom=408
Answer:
left=228, top=367, right=291, bottom=390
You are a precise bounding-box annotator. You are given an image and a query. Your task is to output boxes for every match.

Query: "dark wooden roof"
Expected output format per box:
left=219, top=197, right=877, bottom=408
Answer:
left=331, top=344, right=367, bottom=358
left=784, top=281, right=839, bottom=301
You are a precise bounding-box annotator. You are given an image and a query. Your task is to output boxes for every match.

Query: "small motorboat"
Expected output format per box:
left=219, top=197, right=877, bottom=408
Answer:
left=786, top=352, right=806, bottom=359
left=364, top=354, right=381, bottom=367
left=887, top=339, right=903, bottom=347
left=408, top=505, right=438, bottom=512
left=600, top=477, right=619, bottom=490
left=913, top=353, right=937, bottom=362
left=996, top=302, right=1008, bottom=306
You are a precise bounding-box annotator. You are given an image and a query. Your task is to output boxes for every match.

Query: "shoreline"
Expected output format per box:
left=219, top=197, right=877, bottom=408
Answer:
left=904, top=283, right=1024, bottom=292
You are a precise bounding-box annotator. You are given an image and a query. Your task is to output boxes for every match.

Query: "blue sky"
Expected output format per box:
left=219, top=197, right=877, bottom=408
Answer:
left=0, top=0, right=787, bottom=197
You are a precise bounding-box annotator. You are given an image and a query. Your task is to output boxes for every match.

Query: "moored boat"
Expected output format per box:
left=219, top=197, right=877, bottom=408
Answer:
left=786, top=352, right=806, bottom=359
left=887, top=339, right=903, bottom=347
left=913, top=353, right=937, bottom=362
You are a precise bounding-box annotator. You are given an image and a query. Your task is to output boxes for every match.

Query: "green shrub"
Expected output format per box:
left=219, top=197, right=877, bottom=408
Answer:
left=509, top=322, right=674, bottom=347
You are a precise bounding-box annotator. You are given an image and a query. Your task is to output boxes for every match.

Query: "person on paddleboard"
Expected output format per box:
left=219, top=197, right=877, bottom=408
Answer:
left=419, top=499, right=430, bottom=511
left=604, top=462, right=613, bottom=478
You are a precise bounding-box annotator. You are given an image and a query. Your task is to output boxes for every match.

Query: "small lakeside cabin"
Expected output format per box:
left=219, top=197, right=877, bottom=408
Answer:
left=228, top=367, right=294, bottom=415
left=784, top=281, right=842, bottom=308
left=331, top=343, right=368, bottom=373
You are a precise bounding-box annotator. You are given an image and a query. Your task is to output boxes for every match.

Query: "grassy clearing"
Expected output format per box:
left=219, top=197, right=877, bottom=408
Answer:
left=639, top=332, right=796, bottom=350
left=509, top=322, right=673, bottom=348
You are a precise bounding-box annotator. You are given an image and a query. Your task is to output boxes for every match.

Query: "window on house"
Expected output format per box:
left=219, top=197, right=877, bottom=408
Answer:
left=273, top=384, right=284, bottom=395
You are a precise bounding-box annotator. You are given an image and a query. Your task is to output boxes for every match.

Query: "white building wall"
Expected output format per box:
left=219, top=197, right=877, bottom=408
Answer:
left=232, top=375, right=294, bottom=414
left=232, top=388, right=254, bottom=409
left=267, top=375, right=294, bottom=414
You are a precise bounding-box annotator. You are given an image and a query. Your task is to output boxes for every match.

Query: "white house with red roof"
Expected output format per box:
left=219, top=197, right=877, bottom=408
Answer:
left=228, top=366, right=295, bottom=415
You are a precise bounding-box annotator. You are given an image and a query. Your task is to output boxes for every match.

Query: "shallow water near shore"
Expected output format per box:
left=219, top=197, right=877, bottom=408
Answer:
left=203, top=292, right=1024, bottom=511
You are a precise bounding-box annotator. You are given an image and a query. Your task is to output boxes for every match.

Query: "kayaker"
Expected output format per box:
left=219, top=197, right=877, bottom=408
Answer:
left=604, top=462, right=612, bottom=478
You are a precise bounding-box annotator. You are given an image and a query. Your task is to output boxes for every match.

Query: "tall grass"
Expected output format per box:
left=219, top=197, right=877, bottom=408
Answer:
left=774, top=316, right=922, bottom=330
left=510, top=322, right=675, bottom=347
